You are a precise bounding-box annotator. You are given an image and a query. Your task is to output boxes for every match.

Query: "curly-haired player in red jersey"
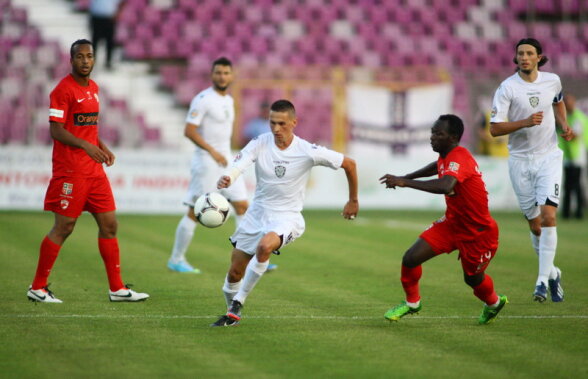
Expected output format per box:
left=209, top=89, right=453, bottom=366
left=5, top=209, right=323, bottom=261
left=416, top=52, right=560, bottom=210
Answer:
left=380, top=115, right=507, bottom=325
left=27, top=39, right=148, bottom=303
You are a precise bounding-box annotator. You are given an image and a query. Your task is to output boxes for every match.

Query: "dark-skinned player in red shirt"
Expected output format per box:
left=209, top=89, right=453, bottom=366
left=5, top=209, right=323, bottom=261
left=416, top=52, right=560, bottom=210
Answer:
left=379, top=114, right=507, bottom=325
left=27, top=39, right=148, bottom=303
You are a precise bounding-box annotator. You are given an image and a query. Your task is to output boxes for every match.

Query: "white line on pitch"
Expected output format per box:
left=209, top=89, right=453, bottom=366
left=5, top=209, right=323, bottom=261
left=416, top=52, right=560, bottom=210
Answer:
left=2, top=314, right=587, bottom=320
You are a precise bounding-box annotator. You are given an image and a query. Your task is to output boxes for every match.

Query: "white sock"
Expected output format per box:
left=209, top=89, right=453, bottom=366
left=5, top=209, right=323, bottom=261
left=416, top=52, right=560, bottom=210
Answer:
left=537, top=226, right=557, bottom=285
left=169, top=215, right=197, bottom=263
left=233, top=255, right=269, bottom=305
left=234, top=213, right=243, bottom=228
left=222, top=276, right=241, bottom=308
left=529, top=231, right=540, bottom=255
left=406, top=300, right=420, bottom=308
left=489, top=298, right=501, bottom=308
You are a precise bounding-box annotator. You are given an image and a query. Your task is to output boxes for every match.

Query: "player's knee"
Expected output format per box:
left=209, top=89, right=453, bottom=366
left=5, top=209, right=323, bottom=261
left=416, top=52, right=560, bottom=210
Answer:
left=401, top=251, right=418, bottom=268
left=99, top=220, right=118, bottom=238
left=53, top=220, right=76, bottom=239
left=227, top=267, right=244, bottom=282
left=529, top=224, right=541, bottom=236
left=541, top=214, right=556, bottom=227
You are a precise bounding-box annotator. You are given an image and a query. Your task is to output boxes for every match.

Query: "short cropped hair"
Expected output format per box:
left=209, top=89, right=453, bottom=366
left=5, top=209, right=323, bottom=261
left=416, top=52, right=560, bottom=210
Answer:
left=212, top=57, right=232, bottom=70
left=513, top=38, right=549, bottom=67
left=270, top=99, right=296, bottom=117
left=70, top=39, right=93, bottom=58
left=438, top=114, right=464, bottom=142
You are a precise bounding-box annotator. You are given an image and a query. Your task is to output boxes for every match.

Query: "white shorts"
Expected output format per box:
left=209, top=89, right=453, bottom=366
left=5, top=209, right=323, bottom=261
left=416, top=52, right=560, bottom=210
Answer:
left=508, top=149, right=562, bottom=219
left=183, top=154, right=248, bottom=207
left=229, top=203, right=305, bottom=255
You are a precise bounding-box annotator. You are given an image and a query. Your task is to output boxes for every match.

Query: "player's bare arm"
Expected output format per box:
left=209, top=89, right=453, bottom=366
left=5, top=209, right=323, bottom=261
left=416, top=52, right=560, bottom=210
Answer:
left=553, top=101, right=574, bottom=141
left=490, top=112, right=543, bottom=137
left=404, top=161, right=438, bottom=179
left=184, top=122, right=228, bottom=166
left=340, top=156, right=359, bottom=220
left=380, top=174, right=457, bottom=195
left=50, top=121, right=108, bottom=163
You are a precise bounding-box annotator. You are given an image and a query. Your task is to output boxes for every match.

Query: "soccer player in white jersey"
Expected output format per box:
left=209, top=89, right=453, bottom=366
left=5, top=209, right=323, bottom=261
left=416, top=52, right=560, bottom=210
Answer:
left=167, top=57, right=251, bottom=273
left=211, top=99, right=359, bottom=326
left=490, top=38, right=573, bottom=302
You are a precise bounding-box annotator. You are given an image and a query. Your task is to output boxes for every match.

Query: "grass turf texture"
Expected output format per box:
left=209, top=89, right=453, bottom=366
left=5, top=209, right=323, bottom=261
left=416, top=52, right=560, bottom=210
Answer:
left=1, top=210, right=586, bottom=378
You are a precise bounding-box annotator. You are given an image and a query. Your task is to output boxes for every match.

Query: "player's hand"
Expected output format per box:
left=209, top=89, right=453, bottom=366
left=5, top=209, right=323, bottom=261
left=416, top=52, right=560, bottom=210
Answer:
left=83, top=142, right=109, bottom=164
left=526, top=112, right=543, bottom=127
left=211, top=150, right=228, bottom=167
left=342, top=199, right=358, bottom=220
left=102, top=148, right=116, bottom=166
left=379, top=174, right=404, bottom=189
left=560, top=124, right=575, bottom=141
left=217, top=175, right=231, bottom=189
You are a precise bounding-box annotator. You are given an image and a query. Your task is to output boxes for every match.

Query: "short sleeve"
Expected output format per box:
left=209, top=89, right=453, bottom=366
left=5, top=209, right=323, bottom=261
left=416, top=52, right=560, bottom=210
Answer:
left=185, top=95, right=207, bottom=126
left=442, top=149, right=472, bottom=183
left=308, top=143, right=344, bottom=169
left=490, top=83, right=511, bottom=123
left=552, top=75, right=563, bottom=104
left=49, top=85, right=69, bottom=123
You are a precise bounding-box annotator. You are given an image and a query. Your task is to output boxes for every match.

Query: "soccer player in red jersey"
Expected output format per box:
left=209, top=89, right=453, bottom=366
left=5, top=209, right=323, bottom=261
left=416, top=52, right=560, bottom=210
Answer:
left=379, top=114, right=507, bottom=324
left=27, top=39, right=148, bottom=303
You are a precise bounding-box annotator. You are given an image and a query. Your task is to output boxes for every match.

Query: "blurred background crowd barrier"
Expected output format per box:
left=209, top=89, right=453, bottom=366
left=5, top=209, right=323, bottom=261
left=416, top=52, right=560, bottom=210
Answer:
left=1, top=0, right=586, bottom=211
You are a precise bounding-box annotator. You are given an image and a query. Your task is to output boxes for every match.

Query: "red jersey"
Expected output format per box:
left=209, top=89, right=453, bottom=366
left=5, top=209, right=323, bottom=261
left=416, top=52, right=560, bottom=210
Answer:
left=437, top=146, right=494, bottom=240
left=48, top=74, right=104, bottom=178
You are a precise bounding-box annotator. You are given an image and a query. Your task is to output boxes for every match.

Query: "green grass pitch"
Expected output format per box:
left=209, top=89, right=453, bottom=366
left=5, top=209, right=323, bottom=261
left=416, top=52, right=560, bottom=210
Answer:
left=1, top=210, right=587, bottom=378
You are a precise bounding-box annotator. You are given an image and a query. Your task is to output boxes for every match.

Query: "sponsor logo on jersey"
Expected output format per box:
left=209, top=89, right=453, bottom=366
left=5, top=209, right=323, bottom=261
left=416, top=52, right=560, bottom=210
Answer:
left=74, top=112, right=98, bottom=126
left=60, top=199, right=69, bottom=209
left=62, top=182, right=73, bottom=195
left=275, top=165, right=286, bottom=178
left=190, top=109, right=198, bottom=118
left=491, top=106, right=497, bottom=117
left=529, top=96, right=539, bottom=108
left=448, top=161, right=460, bottom=173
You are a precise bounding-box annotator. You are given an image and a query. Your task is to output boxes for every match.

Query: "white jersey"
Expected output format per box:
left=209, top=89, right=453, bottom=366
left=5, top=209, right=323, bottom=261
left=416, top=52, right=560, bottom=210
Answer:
left=186, top=87, right=235, bottom=159
left=490, top=71, right=563, bottom=158
left=230, top=133, right=344, bottom=212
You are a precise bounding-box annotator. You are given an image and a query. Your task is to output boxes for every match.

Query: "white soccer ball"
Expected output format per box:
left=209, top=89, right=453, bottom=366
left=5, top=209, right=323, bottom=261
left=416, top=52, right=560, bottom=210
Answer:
left=194, top=192, right=230, bottom=228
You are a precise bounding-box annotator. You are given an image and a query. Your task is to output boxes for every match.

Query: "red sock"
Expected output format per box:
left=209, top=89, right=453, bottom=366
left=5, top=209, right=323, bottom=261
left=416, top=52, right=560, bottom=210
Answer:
left=98, top=238, right=125, bottom=291
left=31, top=236, right=61, bottom=290
left=401, top=265, right=422, bottom=303
left=472, top=274, right=499, bottom=306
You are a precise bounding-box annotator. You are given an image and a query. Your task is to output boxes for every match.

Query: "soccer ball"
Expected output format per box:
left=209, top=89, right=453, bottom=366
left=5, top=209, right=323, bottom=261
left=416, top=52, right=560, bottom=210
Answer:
left=194, top=192, right=230, bottom=228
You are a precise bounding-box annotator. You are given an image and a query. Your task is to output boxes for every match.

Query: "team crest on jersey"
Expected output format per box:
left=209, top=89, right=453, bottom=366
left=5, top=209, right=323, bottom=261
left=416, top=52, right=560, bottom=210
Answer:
left=62, top=183, right=73, bottom=195
left=448, top=162, right=460, bottom=172
left=529, top=96, right=539, bottom=108
left=234, top=153, right=242, bottom=162
left=275, top=165, right=286, bottom=178
left=60, top=199, right=69, bottom=209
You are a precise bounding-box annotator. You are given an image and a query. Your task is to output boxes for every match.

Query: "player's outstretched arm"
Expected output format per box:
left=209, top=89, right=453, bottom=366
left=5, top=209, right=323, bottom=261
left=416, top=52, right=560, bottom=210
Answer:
left=380, top=174, right=457, bottom=195
left=50, top=121, right=108, bottom=164
left=340, top=156, right=359, bottom=220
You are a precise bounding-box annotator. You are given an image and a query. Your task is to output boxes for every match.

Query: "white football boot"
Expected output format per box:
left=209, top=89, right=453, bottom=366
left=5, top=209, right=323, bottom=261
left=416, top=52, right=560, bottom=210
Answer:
left=109, top=286, right=149, bottom=302
left=27, top=285, right=63, bottom=303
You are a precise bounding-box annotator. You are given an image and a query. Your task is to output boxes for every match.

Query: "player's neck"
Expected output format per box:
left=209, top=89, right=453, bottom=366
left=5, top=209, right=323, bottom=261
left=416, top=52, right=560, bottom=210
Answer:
left=71, top=72, right=90, bottom=86
left=274, top=134, right=294, bottom=150
left=517, top=69, right=539, bottom=83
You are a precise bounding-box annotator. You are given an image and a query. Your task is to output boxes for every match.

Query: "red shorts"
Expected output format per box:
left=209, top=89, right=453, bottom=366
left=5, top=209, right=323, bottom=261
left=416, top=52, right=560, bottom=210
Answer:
left=44, top=176, right=116, bottom=218
left=420, top=217, right=499, bottom=276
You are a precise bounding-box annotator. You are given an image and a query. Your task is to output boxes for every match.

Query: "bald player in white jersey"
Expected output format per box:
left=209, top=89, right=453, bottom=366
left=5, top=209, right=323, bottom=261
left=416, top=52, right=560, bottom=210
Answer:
left=167, top=57, right=249, bottom=273
left=211, top=99, right=359, bottom=326
left=490, top=38, right=573, bottom=303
